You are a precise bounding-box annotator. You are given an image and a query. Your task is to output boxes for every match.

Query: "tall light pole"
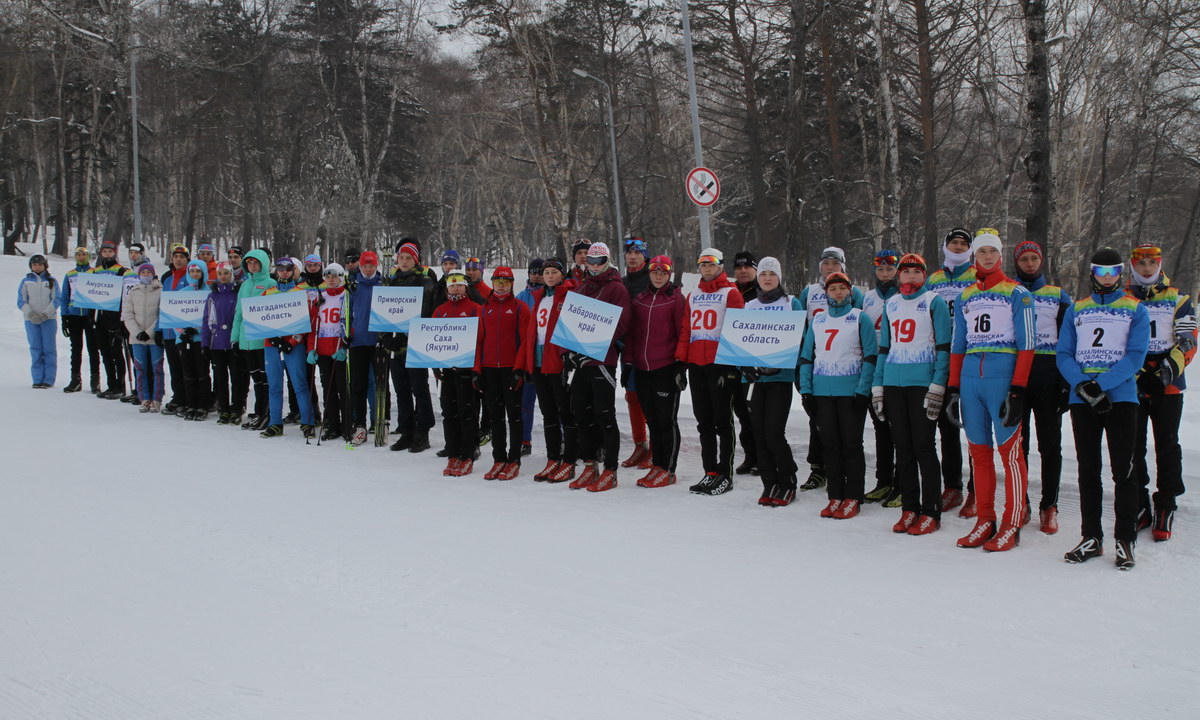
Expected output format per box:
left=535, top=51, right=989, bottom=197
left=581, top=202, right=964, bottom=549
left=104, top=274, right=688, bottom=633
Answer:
left=130, top=33, right=143, bottom=249
left=680, top=0, right=711, bottom=251
left=572, top=68, right=624, bottom=261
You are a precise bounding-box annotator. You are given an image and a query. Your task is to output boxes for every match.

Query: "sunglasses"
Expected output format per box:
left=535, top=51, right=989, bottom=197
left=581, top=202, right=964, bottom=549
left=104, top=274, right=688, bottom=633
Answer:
left=874, top=255, right=899, bottom=267
left=1091, top=264, right=1123, bottom=279
left=585, top=256, right=609, bottom=266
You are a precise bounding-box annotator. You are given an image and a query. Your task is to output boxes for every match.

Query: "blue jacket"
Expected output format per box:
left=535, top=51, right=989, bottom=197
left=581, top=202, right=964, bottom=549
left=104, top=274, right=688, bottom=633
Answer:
left=798, top=297, right=877, bottom=397
left=202, top=280, right=239, bottom=350
left=872, top=289, right=951, bottom=388
left=516, top=282, right=541, bottom=311
left=1017, top=272, right=1071, bottom=386
left=1056, top=289, right=1149, bottom=405
left=60, top=263, right=94, bottom=317
left=349, top=270, right=385, bottom=348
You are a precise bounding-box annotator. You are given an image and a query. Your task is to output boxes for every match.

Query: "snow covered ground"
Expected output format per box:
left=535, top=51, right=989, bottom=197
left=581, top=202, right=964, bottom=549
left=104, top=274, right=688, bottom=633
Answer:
left=2, top=252, right=1197, bottom=719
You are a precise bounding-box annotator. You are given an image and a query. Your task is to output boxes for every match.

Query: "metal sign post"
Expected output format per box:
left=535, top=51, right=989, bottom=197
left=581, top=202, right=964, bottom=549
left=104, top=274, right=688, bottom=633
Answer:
left=681, top=0, right=711, bottom=252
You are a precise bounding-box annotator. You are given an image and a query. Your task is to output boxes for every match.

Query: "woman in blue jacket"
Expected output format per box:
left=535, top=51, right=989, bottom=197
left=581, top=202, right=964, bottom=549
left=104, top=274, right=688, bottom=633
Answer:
left=17, top=254, right=59, bottom=388
left=799, top=271, right=878, bottom=519
left=1057, top=247, right=1150, bottom=570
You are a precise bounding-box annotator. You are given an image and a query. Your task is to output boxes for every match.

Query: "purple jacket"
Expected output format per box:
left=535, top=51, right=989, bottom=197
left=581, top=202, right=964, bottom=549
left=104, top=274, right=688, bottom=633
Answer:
left=627, top=282, right=687, bottom=372
left=576, top=267, right=631, bottom=367
left=201, top=281, right=239, bottom=350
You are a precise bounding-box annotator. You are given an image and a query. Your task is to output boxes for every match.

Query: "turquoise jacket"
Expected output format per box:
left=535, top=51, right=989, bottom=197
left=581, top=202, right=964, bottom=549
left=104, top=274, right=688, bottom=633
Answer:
left=798, top=296, right=877, bottom=396
left=230, top=249, right=277, bottom=350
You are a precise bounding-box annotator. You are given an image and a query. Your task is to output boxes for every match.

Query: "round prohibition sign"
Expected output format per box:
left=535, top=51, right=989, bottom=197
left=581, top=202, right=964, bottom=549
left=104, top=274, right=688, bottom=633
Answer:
left=686, top=167, right=721, bottom=207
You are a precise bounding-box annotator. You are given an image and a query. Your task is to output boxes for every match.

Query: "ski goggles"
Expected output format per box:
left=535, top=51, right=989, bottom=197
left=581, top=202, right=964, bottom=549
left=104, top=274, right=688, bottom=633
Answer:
left=648, top=256, right=673, bottom=273
left=344, top=253, right=360, bottom=264
left=542, top=258, right=566, bottom=272
left=1130, top=244, right=1162, bottom=261
left=465, top=257, right=484, bottom=270
left=623, top=237, right=647, bottom=252
left=585, top=255, right=609, bottom=266
left=873, top=252, right=900, bottom=266
left=697, top=254, right=721, bottom=265
left=1091, top=264, right=1123, bottom=279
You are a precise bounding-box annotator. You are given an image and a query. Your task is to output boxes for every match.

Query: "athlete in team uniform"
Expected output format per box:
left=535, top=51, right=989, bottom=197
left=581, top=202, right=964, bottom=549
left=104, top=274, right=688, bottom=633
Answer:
left=949, top=229, right=1036, bottom=552
left=925, top=228, right=975, bottom=513
left=861, top=249, right=900, bottom=505
left=1013, top=240, right=1072, bottom=534
left=1126, top=243, right=1196, bottom=542
left=872, top=254, right=952, bottom=534
left=1059, top=248, right=1150, bottom=570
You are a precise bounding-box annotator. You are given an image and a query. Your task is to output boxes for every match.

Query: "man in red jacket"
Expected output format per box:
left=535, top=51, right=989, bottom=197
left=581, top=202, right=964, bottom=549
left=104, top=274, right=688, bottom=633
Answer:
left=474, top=266, right=531, bottom=480
left=566, top=242, right=632, bottom=492
left=677, top=247, right=746, bottom=495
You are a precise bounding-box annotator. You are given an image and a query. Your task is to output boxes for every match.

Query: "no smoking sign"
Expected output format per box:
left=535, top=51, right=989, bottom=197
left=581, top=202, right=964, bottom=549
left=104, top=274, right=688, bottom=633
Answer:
left=685, top=167, right=720, bottom=207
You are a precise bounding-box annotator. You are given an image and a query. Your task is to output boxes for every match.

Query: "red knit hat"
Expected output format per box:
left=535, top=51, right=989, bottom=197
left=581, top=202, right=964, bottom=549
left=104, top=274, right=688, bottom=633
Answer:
left=397, top=242, right=419, bottom=261
left=1013, top=240, right=1043, bottom=262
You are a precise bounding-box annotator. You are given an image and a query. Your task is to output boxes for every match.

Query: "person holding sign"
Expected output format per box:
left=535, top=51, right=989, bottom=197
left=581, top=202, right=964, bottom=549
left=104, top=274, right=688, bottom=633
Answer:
left=676, top=247, right=744, bottom=496
left=122, top=263, right=165, bottom=412
left=1057, top=248, right=1150, bottom=570
left=561, top=243, right=631, bottom=492
left=89, top=240, right=130, bottom=400
left=926, top=228, right=976, bottom=514
left=175, top=260, right=212, bottom=421
left=203, top=262, right=247, bottom=426
left=948, top=229, right=1036, bottom=553
left=1126, top=243, right=1195, bottom=542
left=259, top=258, right=317, bottom=439
left=523, top=258, right=580, bottom=483
left=308, top=263, right=351, bottom=442
left=434, top=271, right=483, bottom=476
left=799, top=272, right=878, bottom=519
left=231, top=249, right=277, bottom=431
left=61, top=247, right=101, bottom=394
left=385, top=241, right=437, bottom=454
left=626, top=255, right=687, bottom=489
left=795, top=246, right=863, bottom=494
left=871, top=254, right=951, bottom=535
left=159, top=245, right=194, bottom=417
left=1013, top=240, right=1072, bottom=535
left=474, top=266, right=532, bottom=480
left=17, top=254, right=59, bottom=389
left=741, top=257, right=802, bottom=506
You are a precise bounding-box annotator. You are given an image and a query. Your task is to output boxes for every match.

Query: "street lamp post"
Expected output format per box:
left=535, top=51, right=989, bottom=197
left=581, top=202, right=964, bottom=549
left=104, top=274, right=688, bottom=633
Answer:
left=572, top=68, right=624, bottom=261
left=130, top=33, right=143, bottom=249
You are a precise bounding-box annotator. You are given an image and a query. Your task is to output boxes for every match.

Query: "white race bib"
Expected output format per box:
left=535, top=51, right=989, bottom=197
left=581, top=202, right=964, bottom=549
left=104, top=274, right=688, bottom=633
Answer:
left=962, top=294, right=1015, bottom=347
left=812, top=309, right=864, bottom=377
left=1074, top=306, right=1132, bottom=370
left=1032, top=293, right=1061, bottom=353
left=536, top=293, right=554, bottom=345
left=1145, top=301, right=1175, bottom=355
left=317, top=292, right=345, bottom=339
left=862, top=289, right=887, bottom=341
left=687, top=287, right=735, bottom=342
left=885, top=291, right=937, bottom=365
left=804, top=283, right=828, bottom=319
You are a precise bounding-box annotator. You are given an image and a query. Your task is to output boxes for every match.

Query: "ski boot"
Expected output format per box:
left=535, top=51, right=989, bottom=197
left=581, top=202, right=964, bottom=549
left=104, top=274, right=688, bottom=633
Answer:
left=799, top=466, right=826, bottom=491
left=1064, top=537, right=1102, bottom=564
left=63, top=376, right=82, bottom=393
left=260, top=424, right=284, bottom=438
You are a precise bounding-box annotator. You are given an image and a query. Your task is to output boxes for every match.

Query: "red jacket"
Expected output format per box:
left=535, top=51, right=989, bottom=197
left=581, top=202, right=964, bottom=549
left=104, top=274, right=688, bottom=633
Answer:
left=628, top=282, right=687, bottom=372
left=434, top=295, right=482, bottom=321
left=676, top=271, right=745, bottom=365
left=576, top=267, right=631, bottom=367
left=474, top=291, right=531, bottom=372
left=307, top=286, right=348, bottom=356
left=523, top=278, right=578, bottom=374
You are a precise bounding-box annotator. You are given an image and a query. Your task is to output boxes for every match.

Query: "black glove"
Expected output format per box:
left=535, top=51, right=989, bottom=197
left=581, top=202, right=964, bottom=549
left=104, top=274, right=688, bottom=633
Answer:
left=1156, top=356, right=1182, bottom=387
left=740, top=366, right=762, bottom=383
left=673, top=362, right=688, bottom=393
left=1000, top=385, right=1026, bottom=427
left=758, top=367, right=781, bottom=377
left=179, top=327, right=197, bottom=343
left=509, top=369, right=526, bottom=392
left=620, top=366, right=632, bottom=390
left=471, top=372, right=483, bottom=393
left=433, top=368, right=444, bottom=382
left=801, top=393, right=817, bottom=418
left=136, top=331, right=150, bottom=342
left=853, top=393, right=870, bottom=414
left=716, top=367, right=738, bottom=388
left=944, top=388, right=962, bottom=428
left=268, top=336, right=288, bottom=350
left=61, top=322, right=70, bottom=338
left=561, top=352, right=585, bottom=372
left=1075, top=379, right=1113, bottom=414
left=1057, top=384, right=1072, bottom=414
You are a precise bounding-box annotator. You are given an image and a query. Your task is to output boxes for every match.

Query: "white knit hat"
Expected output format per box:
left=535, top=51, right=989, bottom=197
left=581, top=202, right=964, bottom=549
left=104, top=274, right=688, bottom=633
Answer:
left=757, top=256, right=783, bottom=283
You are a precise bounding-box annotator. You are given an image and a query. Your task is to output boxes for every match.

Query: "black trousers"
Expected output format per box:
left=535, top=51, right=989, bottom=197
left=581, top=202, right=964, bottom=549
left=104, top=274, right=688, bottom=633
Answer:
left=936, top=406, right=965, bottom=491
left=535, top=370, right=577, bottom=463
left=245, top=349, right=268, bottom=418
left=1071, top=402, right=1139, bottom=541
left=871, top=411, right=895, bottom=486
left=815, top=395, right=868, bottom=502
left=96, top=312, right=126, bottom=389
left=1134, top=392, right=1184, bottom=512
left=390, top=358, right=435, bottom=434
left=316, top=355, right=347, bottom=431
left=750, top=383, right=796, bottom=488
left=1021, top=381, right=1064, bottom=510
left=210, top=349, right=247, bottom=413
left=688, top=364, right=738, bottom=475
left=163, top=340, right=185, bottom=404
left=482, top=367, right=523, bottom=463
left=572, top=365, right=621, bottom=469
left=886, top=386, right=942, bottom=517
left=63, top=314, right=100, bottom=380
left=806, top=412, right=823, bottom=468
left=440, top=369, right=479, bottom=460
left=348, top=346, right=377, bottom=426
left=733, top=383, right=756, bottom=465
left=178, top=341, right=210, bottom=411
left=634, top=365, right=682, bottom=472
